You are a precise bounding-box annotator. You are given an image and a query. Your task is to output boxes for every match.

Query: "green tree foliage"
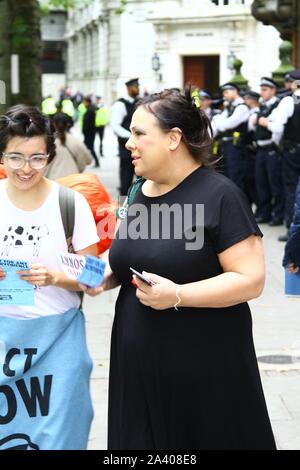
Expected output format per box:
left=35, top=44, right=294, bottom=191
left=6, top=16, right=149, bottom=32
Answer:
left=0, top=0, right=126, bottom=114
left=0, top=0, right=43, bottom=113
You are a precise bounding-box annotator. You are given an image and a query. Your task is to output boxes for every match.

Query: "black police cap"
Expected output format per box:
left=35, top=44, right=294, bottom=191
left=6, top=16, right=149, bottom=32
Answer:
left=243, top=90, right=260, bottom=101
left=260, top=77, right=278, bottom=88
left=199, top=90, right=213, bottom=100
left=289, top=69, right=300, bottom=81
left=125, top=78, right=139, bottom=87
left=220, top=82, right=240, bottom=92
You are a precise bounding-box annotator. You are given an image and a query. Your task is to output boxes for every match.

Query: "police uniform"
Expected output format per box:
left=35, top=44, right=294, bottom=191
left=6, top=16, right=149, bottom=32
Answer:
left=212, top=83, right=249, bottom=193
left=111, top=78, right=139, bottom=195
left=41, top=96, right=57, bottom=118
left=243, top=90, right=261, bottom=210
left=252, top=78, right=284, bottom=225
left=199, top=90, right=221, bottom=121
left=273, top=69, right=300, bottom=229
left=95, top=97, right=109, bottom=157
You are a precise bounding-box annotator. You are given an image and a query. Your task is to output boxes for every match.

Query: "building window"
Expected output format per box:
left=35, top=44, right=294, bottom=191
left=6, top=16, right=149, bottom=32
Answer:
left=211, top=1, right=245, bottom=5
left=42, top=41, right=65, bottom=74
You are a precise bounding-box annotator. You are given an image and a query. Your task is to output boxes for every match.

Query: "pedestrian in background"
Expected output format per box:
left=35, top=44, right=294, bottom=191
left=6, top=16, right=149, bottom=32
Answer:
left=111, top=78, right=140, bottom=195
left=82, top=96, right=99, bottom=168
left=95, top=96, right=109, bottom=157
left=44, top=112, right=92, bottom=180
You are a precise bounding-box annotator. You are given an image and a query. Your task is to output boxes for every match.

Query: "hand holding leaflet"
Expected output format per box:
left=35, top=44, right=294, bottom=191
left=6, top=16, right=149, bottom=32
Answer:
left=58, top=252, right=106, bottom=288
left=0, top=258, right=34, bottom=305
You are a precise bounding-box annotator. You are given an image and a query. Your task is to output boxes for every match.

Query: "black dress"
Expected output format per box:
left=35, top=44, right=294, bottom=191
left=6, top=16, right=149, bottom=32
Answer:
left=108, top=166, right=276, bottom=450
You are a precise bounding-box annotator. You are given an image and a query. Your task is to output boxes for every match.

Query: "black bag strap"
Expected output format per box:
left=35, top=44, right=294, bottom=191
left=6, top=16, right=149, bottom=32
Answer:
left=59, top=184, right=75, bottom=244
left=58, top=185, right=84, bottom=307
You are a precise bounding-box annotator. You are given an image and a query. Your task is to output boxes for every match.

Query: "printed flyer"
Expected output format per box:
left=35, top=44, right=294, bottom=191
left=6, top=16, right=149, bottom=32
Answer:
left=0, top=259, right=34, bottom=306
left=58, top=252, right=106, bottom=288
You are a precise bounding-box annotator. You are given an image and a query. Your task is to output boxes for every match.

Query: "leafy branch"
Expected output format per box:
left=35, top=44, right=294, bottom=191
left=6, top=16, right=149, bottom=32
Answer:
left=115, top=0, right=127, bottom=15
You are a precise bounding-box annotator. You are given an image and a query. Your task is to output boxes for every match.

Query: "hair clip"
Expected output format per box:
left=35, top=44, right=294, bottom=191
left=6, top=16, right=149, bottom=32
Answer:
left=0, top=115, right=10, bottom=122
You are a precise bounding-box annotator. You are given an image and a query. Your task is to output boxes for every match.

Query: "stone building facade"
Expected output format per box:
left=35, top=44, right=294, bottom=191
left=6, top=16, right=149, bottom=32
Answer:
left=66, top=0, right=282, bottom=104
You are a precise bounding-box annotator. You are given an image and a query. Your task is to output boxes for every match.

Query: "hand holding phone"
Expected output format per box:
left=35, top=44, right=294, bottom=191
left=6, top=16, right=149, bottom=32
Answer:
left=130, top=267, right=155, bottom=286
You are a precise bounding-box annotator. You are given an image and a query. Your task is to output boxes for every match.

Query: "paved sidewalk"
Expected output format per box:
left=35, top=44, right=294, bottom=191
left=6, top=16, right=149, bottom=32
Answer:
left=84, top=127, right=300, bottom=450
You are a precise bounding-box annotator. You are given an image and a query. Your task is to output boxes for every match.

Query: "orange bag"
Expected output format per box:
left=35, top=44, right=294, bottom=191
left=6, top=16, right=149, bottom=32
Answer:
left=57, top=173, right=118, bottom=254
left=0, top=165, right=7, bottom=179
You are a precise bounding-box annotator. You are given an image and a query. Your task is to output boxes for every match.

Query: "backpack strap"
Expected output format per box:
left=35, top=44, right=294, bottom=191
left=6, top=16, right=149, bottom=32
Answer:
left=58, top=185, right=84, bottom=307
left=59, top=185, right=75, bottom=252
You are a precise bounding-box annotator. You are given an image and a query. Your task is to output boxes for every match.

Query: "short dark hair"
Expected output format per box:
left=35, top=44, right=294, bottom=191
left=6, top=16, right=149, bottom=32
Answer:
left=136, top=87, right=213, bottom=166
left=0, top=105, right=56, bottom=164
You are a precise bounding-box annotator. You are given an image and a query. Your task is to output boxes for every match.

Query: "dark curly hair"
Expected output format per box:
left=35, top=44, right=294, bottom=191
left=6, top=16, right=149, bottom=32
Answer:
left=0, top=105, right=56, bottom=164
left=136, top=87, right=213, bottom=166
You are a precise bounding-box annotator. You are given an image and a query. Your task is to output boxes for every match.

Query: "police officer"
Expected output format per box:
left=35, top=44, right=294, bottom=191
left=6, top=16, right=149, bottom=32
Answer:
left=82, top=96, right=99, bottom=167
left=95, top=96, right=109, bottom=157
left=111, top=78, right=140, bottom=195
left=41, top=95, right=57, bottom=118
left=268, top=69, right=300, bottom=241
left=277, top=73, right=294, bottom=100
left=199, top=90, right=221, bottom=121
left=212, top=83, right=249, bottom=193
left=250, top=77, right=284, bottom=225
left=243, top=90, right=261, bottom=212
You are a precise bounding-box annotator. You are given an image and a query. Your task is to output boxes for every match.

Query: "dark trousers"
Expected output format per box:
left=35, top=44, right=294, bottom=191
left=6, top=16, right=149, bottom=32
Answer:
left=222, top=141, right=247, bottom=193
left=282, top=145, right=300, bottom=227
left=244, top=148, right=258, bottom=210
left=119, top=143, right=134, bottom=196
left=84, top=131, right=99, bottom=167
left=96, top=126, right=105, bottom=156
left=255, top=147, right=284, bottom=222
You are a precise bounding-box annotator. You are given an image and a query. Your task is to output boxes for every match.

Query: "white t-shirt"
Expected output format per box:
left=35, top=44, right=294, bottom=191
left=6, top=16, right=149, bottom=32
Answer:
left=0, top=180, right=99, bottom=319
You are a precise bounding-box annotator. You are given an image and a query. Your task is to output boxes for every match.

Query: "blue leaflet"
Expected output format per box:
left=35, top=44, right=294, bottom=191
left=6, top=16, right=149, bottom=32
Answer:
left=0, top=259, right=34, bottom=306
left=76, top=255, right=106, bottom=288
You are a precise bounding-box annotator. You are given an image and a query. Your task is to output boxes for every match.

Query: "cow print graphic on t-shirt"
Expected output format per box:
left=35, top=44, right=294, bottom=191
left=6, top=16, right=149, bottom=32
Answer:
left=1, top=225, right=49, bottom=256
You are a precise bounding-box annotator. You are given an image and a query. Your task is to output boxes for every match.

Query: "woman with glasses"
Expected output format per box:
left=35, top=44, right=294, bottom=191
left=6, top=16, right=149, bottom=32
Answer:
left=0, top=105, right=99, bottom=449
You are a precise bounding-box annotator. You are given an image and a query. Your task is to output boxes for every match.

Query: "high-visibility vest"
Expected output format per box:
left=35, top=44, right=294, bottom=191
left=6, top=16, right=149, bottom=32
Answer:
left=61, top=99, right=75, bottom=117
left=191, top=88, right=201, bottom=108
left=41, top=97, right=57, bottom=115
left=95, top=105, right=109, bottom=127
left=77, top=102, right=87, bottom=129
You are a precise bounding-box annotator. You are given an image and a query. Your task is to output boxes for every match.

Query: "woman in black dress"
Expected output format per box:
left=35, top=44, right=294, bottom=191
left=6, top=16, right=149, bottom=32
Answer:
left=85, top=88, right=276, bottom=450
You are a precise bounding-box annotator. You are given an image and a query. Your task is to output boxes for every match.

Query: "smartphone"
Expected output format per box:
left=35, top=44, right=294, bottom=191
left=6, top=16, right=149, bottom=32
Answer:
left=130, top=267, right=155, bottom=286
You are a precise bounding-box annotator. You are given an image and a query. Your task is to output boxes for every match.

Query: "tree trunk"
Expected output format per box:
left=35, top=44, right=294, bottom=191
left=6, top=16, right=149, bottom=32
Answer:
left=0, top=0, right=11, bottom=114
left=9, top=0, right=42, bottom=108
